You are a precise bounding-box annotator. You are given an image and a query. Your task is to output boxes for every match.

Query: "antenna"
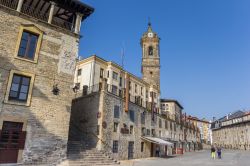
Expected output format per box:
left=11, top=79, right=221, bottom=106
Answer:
left=121, top=42, right=125, bottom=69
left=148, top=17, right=151, bottom=26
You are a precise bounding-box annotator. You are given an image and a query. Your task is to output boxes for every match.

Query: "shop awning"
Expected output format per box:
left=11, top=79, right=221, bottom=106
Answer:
left=141, top=136, right=173, bottom=146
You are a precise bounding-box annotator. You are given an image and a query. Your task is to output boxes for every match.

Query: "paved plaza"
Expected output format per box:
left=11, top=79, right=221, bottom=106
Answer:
left=119, top=150, right=250, bottom=166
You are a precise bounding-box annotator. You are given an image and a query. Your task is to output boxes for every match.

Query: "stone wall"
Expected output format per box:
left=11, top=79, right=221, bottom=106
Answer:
left=70, top=89, right=202, bottom=160
left=213, top=122, right=250, bottom=150
left=0, top=7, right=79, bottom=165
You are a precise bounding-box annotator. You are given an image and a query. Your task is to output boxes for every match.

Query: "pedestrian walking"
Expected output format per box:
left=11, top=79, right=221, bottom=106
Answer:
left=156, top=146, right=160, bottom=157
left=211, top=146, right=216, bottom=159
left=217, top=147, right=222, bottom=159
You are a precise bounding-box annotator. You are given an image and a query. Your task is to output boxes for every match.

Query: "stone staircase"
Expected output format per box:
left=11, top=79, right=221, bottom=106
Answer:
left=58, top=141, right=119, bottom=166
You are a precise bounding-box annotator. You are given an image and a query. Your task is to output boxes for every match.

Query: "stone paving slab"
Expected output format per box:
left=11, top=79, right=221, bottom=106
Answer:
left=117, top=150, right=250, bottom=166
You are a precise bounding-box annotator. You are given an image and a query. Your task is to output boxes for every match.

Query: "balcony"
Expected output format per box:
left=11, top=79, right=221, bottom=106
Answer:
left=0, top=0, right=94, bottom=32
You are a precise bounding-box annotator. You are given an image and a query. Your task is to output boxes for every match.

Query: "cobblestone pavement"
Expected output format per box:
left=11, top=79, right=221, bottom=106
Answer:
left=119, top=150, right=250, bottom=166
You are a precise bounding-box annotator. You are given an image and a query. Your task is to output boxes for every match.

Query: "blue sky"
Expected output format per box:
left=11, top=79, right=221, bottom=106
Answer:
left=79, top=0, right=250, bottom=120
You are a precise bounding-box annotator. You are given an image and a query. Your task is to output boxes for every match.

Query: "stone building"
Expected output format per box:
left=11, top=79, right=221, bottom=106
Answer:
left=212, top=111, right=250, bottom=150
left=187, top=116, right=211, bottom=144
left=0, top=0, right=93, bottom=164
left=70, top=24, right=201, bottom=161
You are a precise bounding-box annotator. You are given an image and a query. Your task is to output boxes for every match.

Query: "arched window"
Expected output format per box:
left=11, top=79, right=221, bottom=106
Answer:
left=148, top=46, right=153, bottom=56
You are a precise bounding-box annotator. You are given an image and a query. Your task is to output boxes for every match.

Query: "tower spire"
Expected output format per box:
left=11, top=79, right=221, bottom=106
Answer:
left=147, top=17, right=153, bottom=32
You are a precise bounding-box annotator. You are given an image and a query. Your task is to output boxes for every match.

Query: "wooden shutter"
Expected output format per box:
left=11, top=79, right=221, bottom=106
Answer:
left=19, top=131, right=26, bottom=149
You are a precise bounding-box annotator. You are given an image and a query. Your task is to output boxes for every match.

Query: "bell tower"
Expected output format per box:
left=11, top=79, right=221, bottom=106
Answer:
left=141, top=22, right=160, bottom=91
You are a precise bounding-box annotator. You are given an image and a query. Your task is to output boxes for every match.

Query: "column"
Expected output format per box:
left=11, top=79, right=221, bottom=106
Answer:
left=16, top=0, right=24, bottom=12
left=48, top=1, right=56, bottom=24
left=74, top=13, right=83, bottom=34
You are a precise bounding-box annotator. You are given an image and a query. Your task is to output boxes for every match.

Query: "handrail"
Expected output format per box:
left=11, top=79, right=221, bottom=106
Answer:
left=68, top=122, right=119, bottom=163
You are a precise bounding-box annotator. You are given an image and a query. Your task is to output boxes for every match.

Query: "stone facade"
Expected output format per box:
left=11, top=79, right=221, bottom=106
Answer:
left=70, top=81, right=201, bottom=161
left=212, top=112, right=250, bottom=150
left=0, top=1, right=93, bottom=165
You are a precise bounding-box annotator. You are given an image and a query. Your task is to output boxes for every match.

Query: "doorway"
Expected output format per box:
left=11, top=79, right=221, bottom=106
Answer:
left=128, top=141, right=134, bottom=160
left=0, top=121, right=24, bottom=164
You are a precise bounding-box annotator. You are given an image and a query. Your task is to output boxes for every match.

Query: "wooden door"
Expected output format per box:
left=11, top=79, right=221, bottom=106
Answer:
left=128, top=141, right=134, bottom=160
left=0, top=121, right=26, bottom=164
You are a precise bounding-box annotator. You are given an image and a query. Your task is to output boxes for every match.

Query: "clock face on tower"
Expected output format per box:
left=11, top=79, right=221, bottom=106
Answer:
left=148, top=32, right=153, bottom=38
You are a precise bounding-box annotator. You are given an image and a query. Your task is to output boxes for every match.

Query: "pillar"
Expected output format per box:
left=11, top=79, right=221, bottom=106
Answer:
left=17, top=0, right=24, bottom=12
left=48, top=1, right=56, bottom=24
left=74, top=13, right=83, bottom=34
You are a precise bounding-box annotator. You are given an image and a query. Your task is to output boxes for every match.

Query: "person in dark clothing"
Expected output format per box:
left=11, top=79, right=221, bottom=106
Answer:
left=156, top=146, right=160, bottom=157
left=217, top=147, right=222, bottom=159
left=211, top=146, right=216, bottom=159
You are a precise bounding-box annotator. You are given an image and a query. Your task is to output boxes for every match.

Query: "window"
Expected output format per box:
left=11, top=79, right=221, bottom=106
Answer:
left=107, top=71, right=109, bottom=78
left=97, top=125, right=100, bottom=135
left=9, top=74, right=31, bottom=102
left=159, top=131, right=162, bottom=137
left=151, top=129, right=155, bottom=136
left=130, top=125, right=133, bottom=134
left=141, top=113, right=145, bottom=125
left=129, top=110, right=135, bottom=122
left=114, top=122, right=119, bottom=132
left=112, top=85, right=118, bottom=95
left=159, top=119, right=162, bottom=128
left=77, top=69, right=82, bottom=76
left=100, top=68, right=104, bottom=78
left=119, top=77, right=122, bottom=87
left=161, top=104, right=165, bottom=110
left=166, top=104, right=169, bottom=110
left=141, top=87, right=143, bottom=95
left=112, top=71, right=118, bottom=80
left=114, top=105, right=120, bottom=118
left=135, top=84, right=137, bottom=93
left=113, top=140, right=118, bottom=153
left=147, top=129, right=150, bottom=136
left=141, top=142, right=144, bottom=152
left=165, top=120, right=168, bottom=129
left=146, top=90, right=148, bottom=98
left=5, top=70, right=35, bottom=106
left=129, top=81, right=131, bottom=90
left=15, top=25, right=43, bottom=63
left=148, top=46, right=153, bottom=56
left=18, top=31, right=38, bottom=60
left=141, top=127, right=146, bottom=136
